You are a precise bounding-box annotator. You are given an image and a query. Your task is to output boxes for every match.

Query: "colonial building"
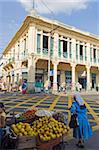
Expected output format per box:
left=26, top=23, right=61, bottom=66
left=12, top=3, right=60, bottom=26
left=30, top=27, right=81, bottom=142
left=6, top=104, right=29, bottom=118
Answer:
left=2, top=14, right=99, bottom=92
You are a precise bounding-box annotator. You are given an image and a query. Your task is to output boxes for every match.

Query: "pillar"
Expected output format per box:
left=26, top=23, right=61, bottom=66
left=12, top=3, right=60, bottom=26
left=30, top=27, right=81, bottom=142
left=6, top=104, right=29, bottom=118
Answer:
left=71, top=63, right=76, bottom=91
left=78, top=42, right=80, bottom=62
left=28, top=24, right=36, bottom=54
left=28, top=55, right=36, bottom=90
left=83, top=44, right=85, bottom=63
left=60, top=71, right=65, bottom=86
left=86, top=66, right=91, bottom=91
left=67, top=40, right=69, bottom=59
left=86, top=43, right=90, bottom=66
left=53, top=33, right=59, bottom=58
left=96, top=68, right=99, bottom=88
left=52, top=61, right=58, bottom=93
left=71, top=38, right=76, bottom=63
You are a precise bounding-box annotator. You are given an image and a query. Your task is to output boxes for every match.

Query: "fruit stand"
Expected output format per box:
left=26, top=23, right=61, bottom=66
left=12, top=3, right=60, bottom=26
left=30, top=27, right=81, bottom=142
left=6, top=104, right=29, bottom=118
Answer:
left=4, top=109, right=70, bottom=150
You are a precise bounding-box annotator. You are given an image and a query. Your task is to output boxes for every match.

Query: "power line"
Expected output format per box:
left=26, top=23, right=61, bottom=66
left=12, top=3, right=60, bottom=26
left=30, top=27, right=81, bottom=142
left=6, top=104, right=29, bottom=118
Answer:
left=40, top=0, right=55, bottom=19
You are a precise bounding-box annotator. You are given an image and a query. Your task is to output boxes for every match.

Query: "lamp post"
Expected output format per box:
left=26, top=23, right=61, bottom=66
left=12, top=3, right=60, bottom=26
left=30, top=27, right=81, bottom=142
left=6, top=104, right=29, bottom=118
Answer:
left=48, top=26, right=60, bottom=91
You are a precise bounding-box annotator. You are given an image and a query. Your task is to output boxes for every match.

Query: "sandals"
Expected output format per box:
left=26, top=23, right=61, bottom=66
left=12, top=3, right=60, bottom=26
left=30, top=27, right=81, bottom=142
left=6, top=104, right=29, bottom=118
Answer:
left=76, top=141, right=84, bottom=148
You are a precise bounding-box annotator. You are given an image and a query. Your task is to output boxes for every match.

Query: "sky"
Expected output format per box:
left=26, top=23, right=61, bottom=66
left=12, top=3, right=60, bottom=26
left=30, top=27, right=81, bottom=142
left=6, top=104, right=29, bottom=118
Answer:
left=0, top=0, right=99, bottom=55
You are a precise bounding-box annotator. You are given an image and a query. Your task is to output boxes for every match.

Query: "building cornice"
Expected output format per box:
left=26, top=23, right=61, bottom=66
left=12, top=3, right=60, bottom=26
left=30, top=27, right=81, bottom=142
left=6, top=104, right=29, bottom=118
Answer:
left=3, top=15, right=99, bottom=54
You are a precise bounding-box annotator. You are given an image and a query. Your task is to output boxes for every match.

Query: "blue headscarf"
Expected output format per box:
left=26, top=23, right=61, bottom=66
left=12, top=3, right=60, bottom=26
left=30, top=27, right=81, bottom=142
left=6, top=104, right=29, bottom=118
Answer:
left=74, top=93, right=84, bottom=106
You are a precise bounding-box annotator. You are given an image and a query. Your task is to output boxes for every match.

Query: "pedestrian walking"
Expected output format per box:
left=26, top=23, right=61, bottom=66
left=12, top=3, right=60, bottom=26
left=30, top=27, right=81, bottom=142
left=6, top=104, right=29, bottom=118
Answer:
left=69, top=94, right=92, bottom=148
left=0, top=103, right=6, bottom=148
left=22, top=80, right=27, bottom=94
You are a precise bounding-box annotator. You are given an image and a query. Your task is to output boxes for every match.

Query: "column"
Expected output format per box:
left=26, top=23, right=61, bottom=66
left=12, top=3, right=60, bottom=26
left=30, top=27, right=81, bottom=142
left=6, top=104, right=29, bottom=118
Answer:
left=60, top=36, right=63, bottom=58
left=28, top=55, right=36, bottom=90
left=71, top=38, right=76, bottom=63
left=92, top=47, right=93, bottom=64
left=28, top=24, right=36, bottom=54
left=78, top=42, right=80, bottom=62
left=96, top=68, right=99, bottom=89
left=96, top=48, right=98, bottom=65
left=86, top=66, right=91, bottom=91
left=52, top=61, right=58, bottom=93
left=41, top=30, right=43, bottom=56
left=60, top=71, right=65, bottom=86
left=86, top=43, right=90, bottom=65
left=71, top=63, right=76, bottom=91
left=53, top=33, right=59, bottom=58
left=83, top=44, right=85, bottom=63
left=67, top=40, right=69, bottom=59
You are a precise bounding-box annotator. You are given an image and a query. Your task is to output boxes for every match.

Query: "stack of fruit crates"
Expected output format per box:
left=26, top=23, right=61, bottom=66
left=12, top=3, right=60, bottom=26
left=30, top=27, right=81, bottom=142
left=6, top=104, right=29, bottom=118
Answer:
left=36, top=133, right=67, bottom=150
left=37, top=136, right=61, bottom=150
left=17, top=135, right=37, bottom=150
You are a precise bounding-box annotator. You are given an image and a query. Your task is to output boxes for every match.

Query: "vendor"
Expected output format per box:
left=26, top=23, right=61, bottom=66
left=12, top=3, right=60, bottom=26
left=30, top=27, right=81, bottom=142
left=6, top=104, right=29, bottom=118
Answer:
left=0, top=103, right=6, bottom=147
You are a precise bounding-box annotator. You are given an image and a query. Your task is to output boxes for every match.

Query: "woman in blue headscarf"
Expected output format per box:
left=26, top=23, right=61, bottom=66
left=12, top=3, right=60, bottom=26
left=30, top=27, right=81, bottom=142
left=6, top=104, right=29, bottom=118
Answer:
left=70, top=93, right=92, bottom=148
left=22, top=80, right=27, bottom=94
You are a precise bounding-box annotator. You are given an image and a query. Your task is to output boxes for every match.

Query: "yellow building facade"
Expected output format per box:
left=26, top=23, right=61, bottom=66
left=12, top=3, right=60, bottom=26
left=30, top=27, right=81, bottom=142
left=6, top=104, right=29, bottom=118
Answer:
left=2, top=15, right=99, bottom=92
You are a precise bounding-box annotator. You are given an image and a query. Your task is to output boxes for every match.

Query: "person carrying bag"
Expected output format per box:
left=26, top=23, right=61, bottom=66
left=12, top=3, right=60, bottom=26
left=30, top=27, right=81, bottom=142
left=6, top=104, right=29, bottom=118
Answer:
left=69, top=94, right=92, bottom=148
left=69, top=113, right=79, bottom=129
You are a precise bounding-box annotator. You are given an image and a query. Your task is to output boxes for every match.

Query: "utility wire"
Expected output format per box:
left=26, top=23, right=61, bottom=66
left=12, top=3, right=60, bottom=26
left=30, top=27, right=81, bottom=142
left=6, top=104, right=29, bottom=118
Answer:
left=40, top=0, right=55, bottom=19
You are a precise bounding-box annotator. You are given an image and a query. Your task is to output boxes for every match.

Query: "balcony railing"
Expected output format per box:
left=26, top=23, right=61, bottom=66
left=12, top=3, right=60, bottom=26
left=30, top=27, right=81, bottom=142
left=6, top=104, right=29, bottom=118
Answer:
left=90, top=57, right=92, bottom=62
left=63, top=52, right=68, bottom=58
left=93, top=58, right=96, bottom=63
left=50, top=49, right=53, bottom=56
left=42, top=48, right=48, bottom=55
left=85, top=56, right=87, bottom=61
left=21, top=54, right=28, bottom=62
left=69, top=54, right=72, bottom=59
left=37, top=48, right=41, bottom=54
left=58, top=51, right=61, bottom=57
left=8, top=57, right=15, bottom=64
left=80, top=55, right=83, bottom=61
left=76, top=55, right=78, bottom=60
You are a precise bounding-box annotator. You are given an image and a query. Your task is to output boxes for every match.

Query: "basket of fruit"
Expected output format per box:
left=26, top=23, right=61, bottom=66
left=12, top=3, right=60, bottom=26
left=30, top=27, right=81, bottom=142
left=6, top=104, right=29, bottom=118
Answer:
left=31, top=116, right=69, bottom=150
left=11, top=122, right=37, bottom=149
left=15, top=108, right=38, bottom=123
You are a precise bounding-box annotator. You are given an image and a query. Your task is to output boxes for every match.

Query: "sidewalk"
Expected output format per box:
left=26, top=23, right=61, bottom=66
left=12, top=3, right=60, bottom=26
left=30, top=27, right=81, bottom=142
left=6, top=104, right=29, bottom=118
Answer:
left=56, top=91, right=99, bottom=96
left=64, top=130, right=99, bottom=150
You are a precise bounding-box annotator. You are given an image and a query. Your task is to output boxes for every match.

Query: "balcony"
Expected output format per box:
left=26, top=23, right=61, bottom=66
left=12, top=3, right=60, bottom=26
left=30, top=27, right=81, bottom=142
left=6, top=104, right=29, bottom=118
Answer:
left=85, top=56, right=87, bottom=61
left=76, top=55, right=78, bottom=60
left=69, top=53, right=72, bottom=59
left=37, top=48, right=41, bottom=54
left=3, top=57, right=15, bottom=69
left=21, top=51, right=28, bottom=62
left=80, top=55, right=83, bottom=61
left=42, top=48, right=48, bottom=55
left=93, top=58, right=96, bottom=63
left=63, top=52, right=68, bottom=58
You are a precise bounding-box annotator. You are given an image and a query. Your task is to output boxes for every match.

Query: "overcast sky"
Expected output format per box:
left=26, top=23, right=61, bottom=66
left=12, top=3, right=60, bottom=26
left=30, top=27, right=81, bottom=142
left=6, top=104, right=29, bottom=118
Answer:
left=0, top=0, right=99, bottom=54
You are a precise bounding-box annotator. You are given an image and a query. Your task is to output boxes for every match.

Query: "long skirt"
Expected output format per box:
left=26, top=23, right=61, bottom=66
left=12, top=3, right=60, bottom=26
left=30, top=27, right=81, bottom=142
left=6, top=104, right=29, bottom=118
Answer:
left=73, top=118, right=92, bottom=140
left=22, top=89, right=26, bottom=94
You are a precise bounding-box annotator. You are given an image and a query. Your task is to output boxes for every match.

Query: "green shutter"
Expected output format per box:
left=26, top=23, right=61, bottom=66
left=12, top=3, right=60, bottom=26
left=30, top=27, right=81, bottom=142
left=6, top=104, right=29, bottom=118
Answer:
left=37, top=34, right=41, bottom=53
left=58, top=40, right=61, bottom=57
left=50, top=37, right=54, bottom=56
left=76, top=44, right=78, bottom=59
left=85, top=46, right=87, bottom=61
left=90, top=48, right=92, bottom=62
left=69, top=42, right=72, bottom=59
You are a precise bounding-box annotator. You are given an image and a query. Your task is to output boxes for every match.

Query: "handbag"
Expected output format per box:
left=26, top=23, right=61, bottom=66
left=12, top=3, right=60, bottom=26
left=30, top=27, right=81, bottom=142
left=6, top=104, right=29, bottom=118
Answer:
left=69, top=114, right=79, bottom=128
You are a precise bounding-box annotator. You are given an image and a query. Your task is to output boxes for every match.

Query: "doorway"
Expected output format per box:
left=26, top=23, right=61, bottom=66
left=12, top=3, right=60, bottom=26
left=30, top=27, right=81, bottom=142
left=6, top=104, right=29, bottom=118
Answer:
left=78, top=77, right=86, bottom=89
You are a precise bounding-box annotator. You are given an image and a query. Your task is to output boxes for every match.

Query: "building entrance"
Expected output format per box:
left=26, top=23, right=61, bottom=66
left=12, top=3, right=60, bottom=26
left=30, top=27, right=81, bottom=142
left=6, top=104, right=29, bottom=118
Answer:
left=78, top=77, right=86, bottom=89
left=91, top=73, right=96, bottom=89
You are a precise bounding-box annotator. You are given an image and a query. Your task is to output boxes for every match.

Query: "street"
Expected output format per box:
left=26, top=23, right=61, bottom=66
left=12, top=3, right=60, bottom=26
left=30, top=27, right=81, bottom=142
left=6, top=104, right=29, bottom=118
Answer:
left=0, top=93, right=99, bottom=149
